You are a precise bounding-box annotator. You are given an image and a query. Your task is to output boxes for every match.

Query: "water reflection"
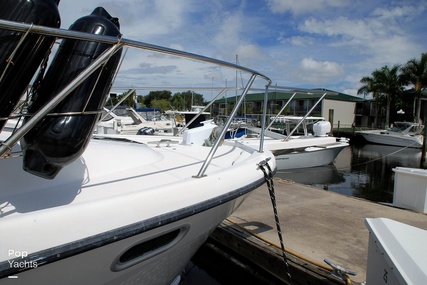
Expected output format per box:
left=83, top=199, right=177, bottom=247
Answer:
left=275, top=144, right=423, bottom=203
left=277, top=165, right=345, bottom=186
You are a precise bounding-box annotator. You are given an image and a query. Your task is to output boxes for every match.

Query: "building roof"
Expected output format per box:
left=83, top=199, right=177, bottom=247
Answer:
left=214, top=88, right=366, bottom=103
left=403, top=88, right=427, bottom=97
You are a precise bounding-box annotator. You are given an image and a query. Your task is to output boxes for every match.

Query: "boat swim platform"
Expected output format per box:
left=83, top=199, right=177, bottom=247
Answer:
left=210, top=178, right=427, bottom=284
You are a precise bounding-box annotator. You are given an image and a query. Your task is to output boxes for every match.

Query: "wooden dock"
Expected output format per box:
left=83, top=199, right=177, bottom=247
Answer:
left=210, top=178, right=427, bottom=284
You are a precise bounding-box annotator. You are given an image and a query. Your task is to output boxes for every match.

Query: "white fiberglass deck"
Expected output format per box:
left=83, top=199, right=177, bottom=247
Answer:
left=0, top=133, right=272, bottom=262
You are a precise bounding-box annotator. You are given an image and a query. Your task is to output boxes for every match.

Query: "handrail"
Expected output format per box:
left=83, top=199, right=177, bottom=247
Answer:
left=258, top=85, right=270, bottom=153
left=0, top=19, right=272, bottom=178
left=175, top=88, right=228, bottom=137
left=0, top=20, right=271, bottom=83
left=0, top=43, right=124, bottom=157
left=266, top=92, right=297, bottom=130
left=100, top=89, right=136, bottom=121
left=195, top=74, right=263, bottom=178
left=284, top=92, right=327, bottom=140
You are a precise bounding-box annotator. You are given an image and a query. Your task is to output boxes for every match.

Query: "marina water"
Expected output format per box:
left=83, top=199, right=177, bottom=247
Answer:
left=276, top=142, right=423, bottom=203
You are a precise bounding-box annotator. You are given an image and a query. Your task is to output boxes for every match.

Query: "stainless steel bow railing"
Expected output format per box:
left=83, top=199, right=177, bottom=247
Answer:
left=0, top=19, right=272, bottom=178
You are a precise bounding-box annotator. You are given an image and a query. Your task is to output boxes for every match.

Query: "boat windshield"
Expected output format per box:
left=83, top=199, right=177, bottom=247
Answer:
left=389, top=122, right=423, bottom=134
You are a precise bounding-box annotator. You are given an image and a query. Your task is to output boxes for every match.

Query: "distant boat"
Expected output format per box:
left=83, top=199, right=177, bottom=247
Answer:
left=228, top=116, right=349, bottom=170
left=96, top=106, right=174, bottom=135
left=357, top=121, right=424, bottom=148
left=0, top=5, right=275, bottom=284
left=167, top=106, right=211, bottom=128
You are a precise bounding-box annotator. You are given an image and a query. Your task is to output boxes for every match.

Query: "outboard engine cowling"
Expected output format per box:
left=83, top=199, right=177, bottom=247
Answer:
left=0, top=0, right=61, bottom=132
left=313, top=121, right=331, bottom=137
left=22, top=7, right=122, bottom=179
left=137, top=127, right=155, bottom=135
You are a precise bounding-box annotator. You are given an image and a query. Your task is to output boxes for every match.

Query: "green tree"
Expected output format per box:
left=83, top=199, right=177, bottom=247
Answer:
left=150, top=99, right=170, bottom=112
left=358, top=65, right=403, bottom=128
left=172, top=90, right=205, bottom=110
left=136, top=95, right=145, bottom=107
left=105, top=89, right=136, bottom=108
left=105, top=93, right=119, bottom=107
left=119, top=89, right=137, bottom=108
left=144, top=90, right=172, bottom=107
left=358, top=74, right=381, bottom=126
left=170, top=93, right=186, bottom=110
left=400, top=53, right=427, bottom=123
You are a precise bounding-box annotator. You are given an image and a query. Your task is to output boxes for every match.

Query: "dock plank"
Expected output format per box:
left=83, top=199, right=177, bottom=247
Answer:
left=221, top=178, right=427, bottom=284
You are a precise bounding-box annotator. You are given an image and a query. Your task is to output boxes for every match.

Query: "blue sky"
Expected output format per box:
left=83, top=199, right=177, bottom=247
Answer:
left=58, top=0, right=427, bottom=98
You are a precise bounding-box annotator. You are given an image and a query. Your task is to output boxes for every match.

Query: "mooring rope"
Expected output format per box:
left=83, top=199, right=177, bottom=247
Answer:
left=258, top=159, right=293, bottom=285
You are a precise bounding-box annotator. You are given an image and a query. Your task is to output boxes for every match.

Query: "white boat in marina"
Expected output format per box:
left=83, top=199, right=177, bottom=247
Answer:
left=238, top=132, right=349, bottom=170
left=357, top=121, right=424, bottom=149
left=96, top=106, right=174, bottom=135
left=0, top=5, right=276, bottom=285
left=229, top=115, right=349, bottom=170
left=166, top=106, right=211, bottom=129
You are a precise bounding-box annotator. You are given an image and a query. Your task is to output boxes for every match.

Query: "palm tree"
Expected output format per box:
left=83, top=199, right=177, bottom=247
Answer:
left=358, top=75, right=380, bottom=126
left=358, top=65, right=403, bottom=128
left=400, top=53, right=427, bottom=123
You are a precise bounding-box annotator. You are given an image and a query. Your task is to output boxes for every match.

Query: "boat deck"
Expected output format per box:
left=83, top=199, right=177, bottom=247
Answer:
left=0, top=133, right=270, bottom=262
left=214, top=178, right=427, bottom=284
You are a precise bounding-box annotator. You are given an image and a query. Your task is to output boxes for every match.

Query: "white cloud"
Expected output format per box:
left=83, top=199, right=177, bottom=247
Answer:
left=58, top=1, right=193, bottom=41
left=236, top=44, right=270, bottom=65
left=300, top=58, right=342, bottom=74
left=278, top=35, right=315, bottom=46
left=213, top=13, right=244, bottom=50
left=342, top=88, right=356, bottom=96
left=297, top=6, right=425, bottom=75
left=267, top=0, right=350, bottom=15
left=297, top=58, right=344, bottom=84
left=120, top=0, right=191, bottom=39
left=53, top=0, right=427, bottom=98
left=372, top=5, right=425, bottom=21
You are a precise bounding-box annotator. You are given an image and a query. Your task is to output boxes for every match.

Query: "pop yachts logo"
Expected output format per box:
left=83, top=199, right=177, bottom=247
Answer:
left=7, top=250, right=38, bottom=269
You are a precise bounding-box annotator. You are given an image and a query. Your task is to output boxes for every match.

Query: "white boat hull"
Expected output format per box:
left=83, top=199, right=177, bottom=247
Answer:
left=0, top=12, right=333, bottom=284
left=233, top=135, right=349, bottom=170
left=2, top=196, right=248, bottom=284
left=274, top=144, right=347, bottom=170
left=97, top=107, right=174, bottom=135
left=0, top=131, right=274, bottom=283
left=358, top=130, right=423, bottom=148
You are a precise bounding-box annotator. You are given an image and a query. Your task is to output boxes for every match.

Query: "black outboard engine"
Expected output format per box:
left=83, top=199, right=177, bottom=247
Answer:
left=22, top=7, right=122, bottom=179
left=0, top=0, right=61, bottom=132
left=137, top=127, right=155, bottom=135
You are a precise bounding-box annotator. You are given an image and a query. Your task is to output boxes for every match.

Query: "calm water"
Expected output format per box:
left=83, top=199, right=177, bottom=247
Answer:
left=275, top=143, right=424, bottom=203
